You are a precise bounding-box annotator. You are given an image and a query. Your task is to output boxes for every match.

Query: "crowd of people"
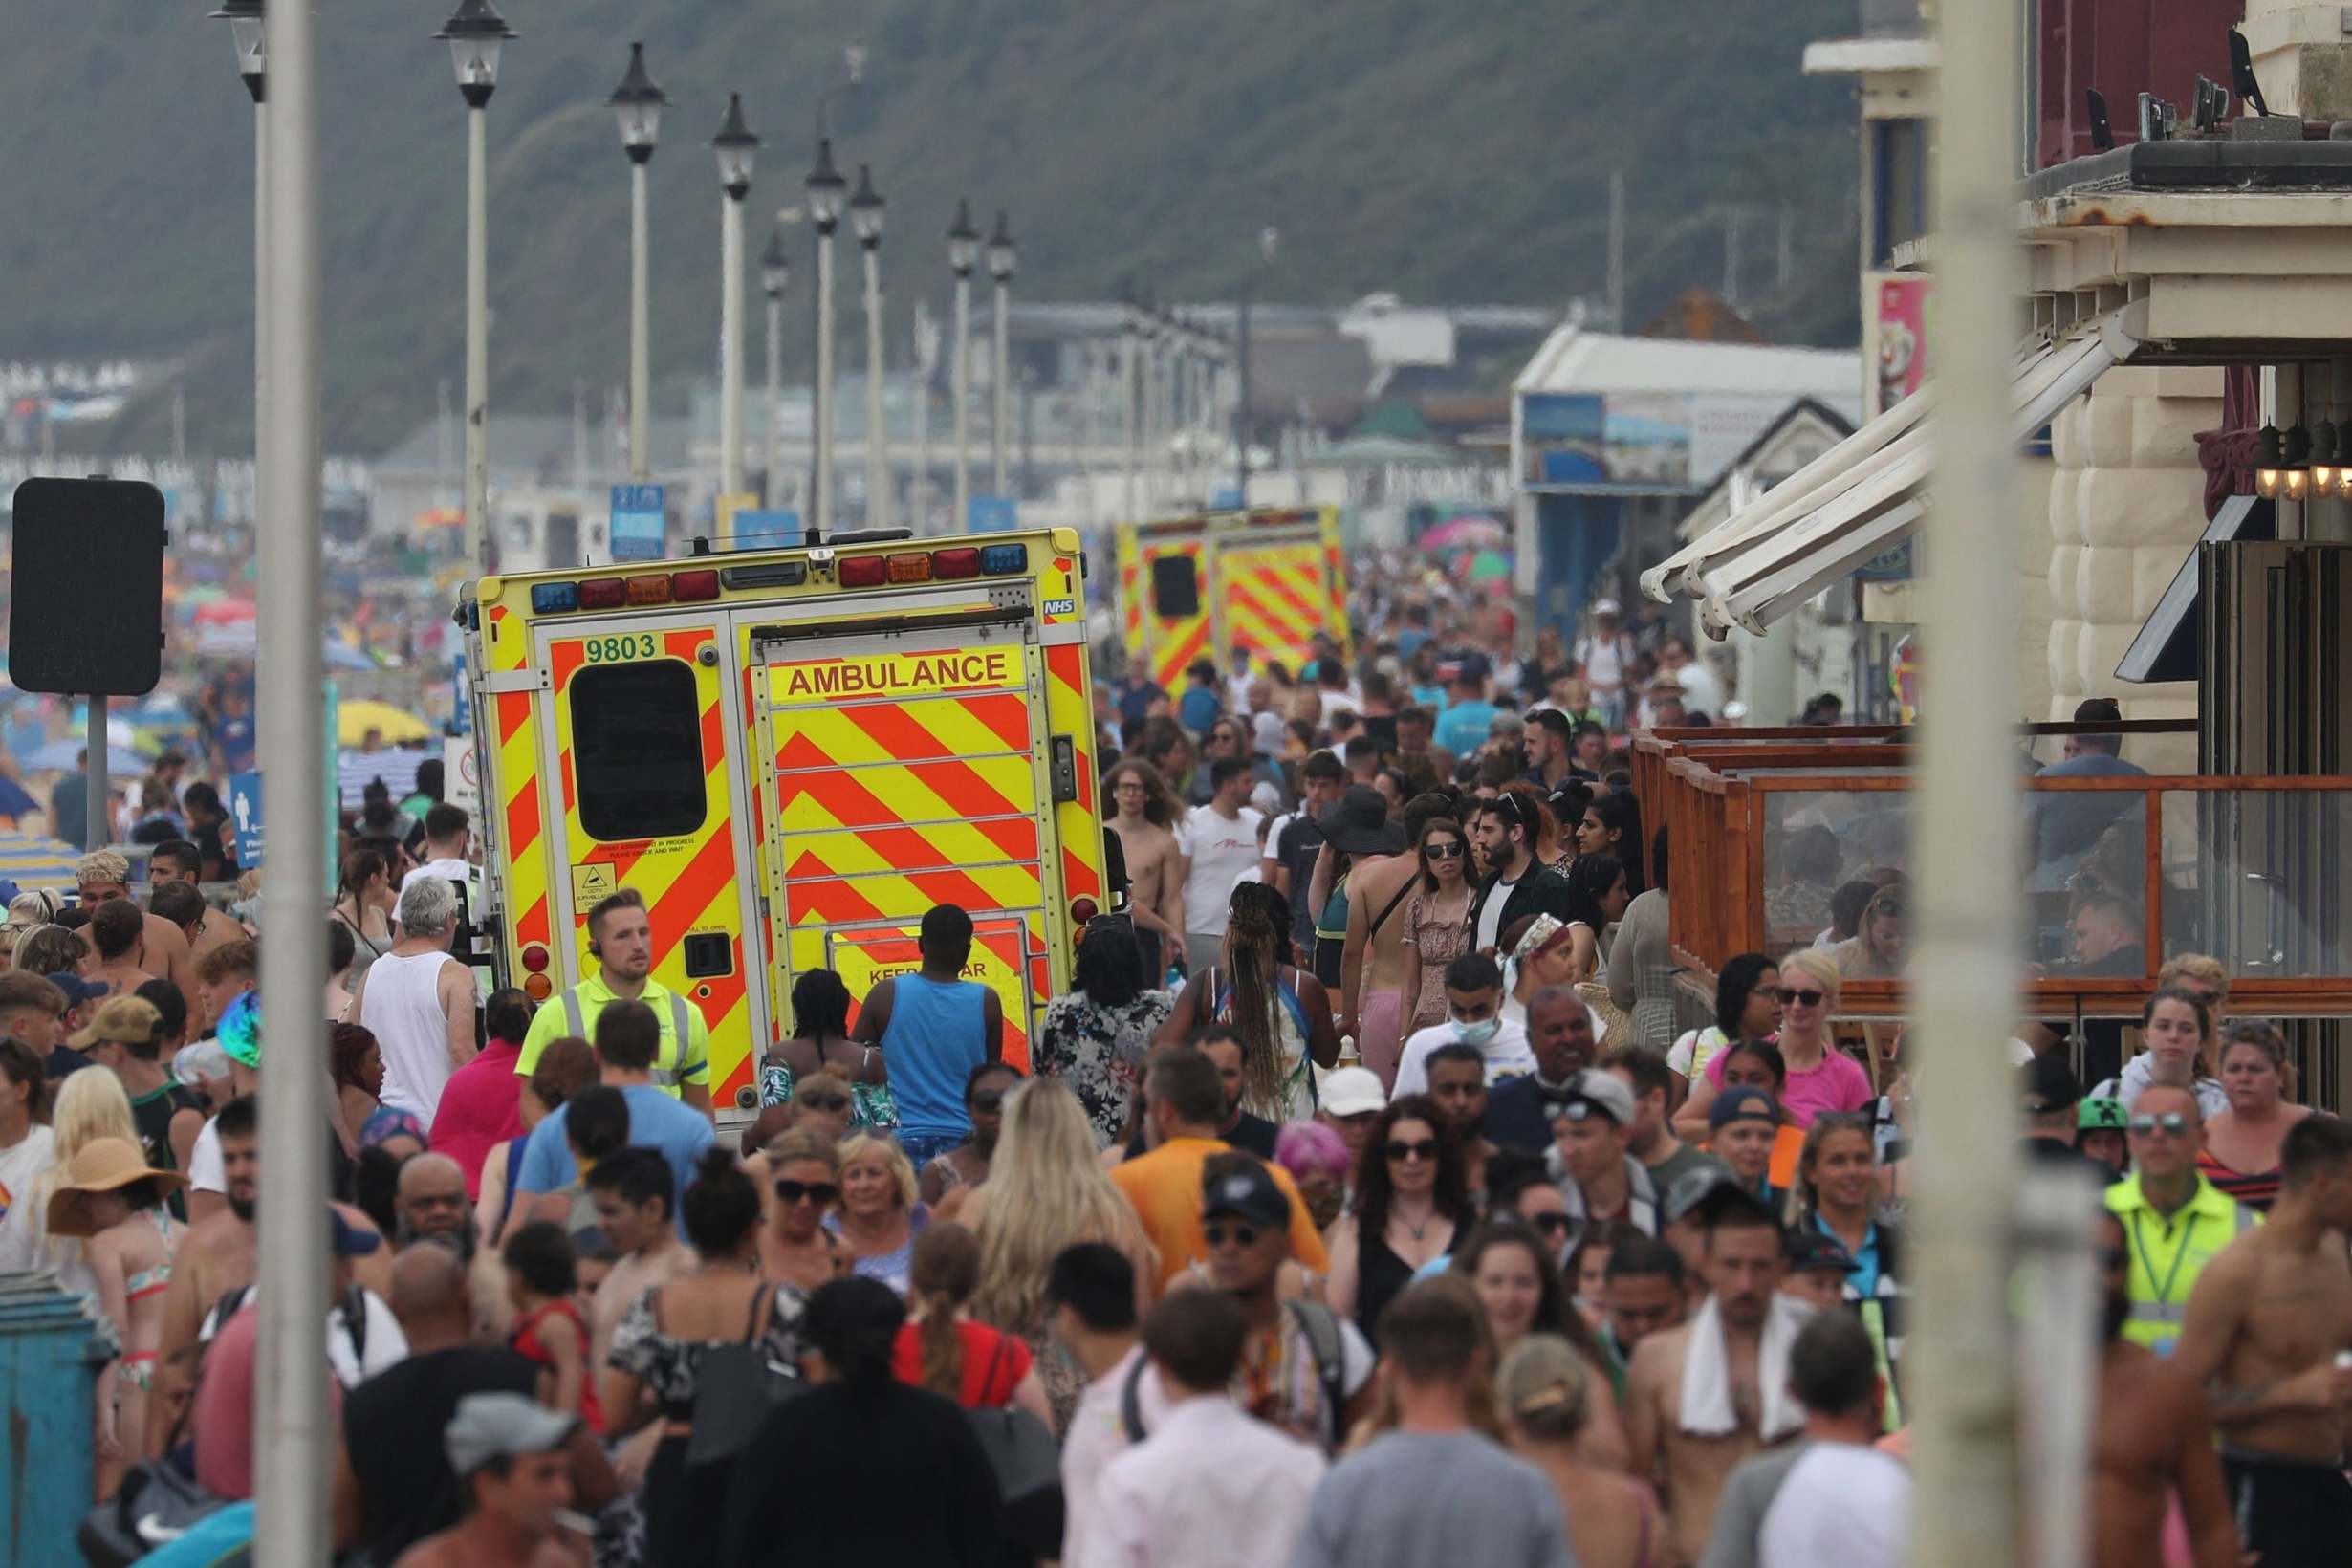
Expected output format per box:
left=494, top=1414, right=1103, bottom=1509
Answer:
left=0, top=564, right=2342, bottom=1567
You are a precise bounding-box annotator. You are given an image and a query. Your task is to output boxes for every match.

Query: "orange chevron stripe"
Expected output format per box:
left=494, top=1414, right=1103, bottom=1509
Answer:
left=497, top=690, right=531, bottom=747
left=505, top=774, right=541, bottom=858
left=517, top=893, right=549, bottom=947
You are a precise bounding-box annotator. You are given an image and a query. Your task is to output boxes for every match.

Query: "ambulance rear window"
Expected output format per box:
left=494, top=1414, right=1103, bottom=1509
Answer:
left=1151, top=555, right=1199, bottom=619
left=570, top=662, right=706, bottom=841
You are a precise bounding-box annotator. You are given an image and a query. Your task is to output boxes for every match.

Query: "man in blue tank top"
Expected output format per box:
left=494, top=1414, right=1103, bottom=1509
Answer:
left=852, top=904, right=1004, bottom=1165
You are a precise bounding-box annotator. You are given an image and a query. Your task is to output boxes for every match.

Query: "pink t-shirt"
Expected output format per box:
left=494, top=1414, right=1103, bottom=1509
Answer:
left=427, top=1039, right=527, bottom=1198
left=1705, top=1040, right=1874, bottom=1128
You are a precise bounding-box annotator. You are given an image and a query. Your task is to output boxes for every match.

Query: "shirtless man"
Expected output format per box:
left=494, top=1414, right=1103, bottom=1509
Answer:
left=2089, top=1209, right=2240, bottom=1568
left=148, top=1093, right=259, bottom=1456
left=78, top=850, right=198, bottom=1022
left=1625, top=1195, right=1804, bottom=1566
left=1105, top=759, right=1185, bottom=985
left=2174, top=1113, right=2352, bottom=1566
left=1332, top=791, right=1445, bottom=1089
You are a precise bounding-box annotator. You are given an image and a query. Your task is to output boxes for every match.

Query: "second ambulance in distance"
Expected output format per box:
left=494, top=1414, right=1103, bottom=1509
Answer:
left=460, top=526, right=1108, bottom=1122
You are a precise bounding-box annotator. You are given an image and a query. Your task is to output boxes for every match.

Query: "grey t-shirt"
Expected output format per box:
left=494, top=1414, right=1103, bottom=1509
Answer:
left=1288, top=1430, right=1576, bottom=1568
left=1698, top=1442, right=1812, bottom=1568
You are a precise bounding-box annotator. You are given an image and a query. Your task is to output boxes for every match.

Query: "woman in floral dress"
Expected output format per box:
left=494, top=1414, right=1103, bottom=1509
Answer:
left=756, top=968, right=897, bottom=1132
left=1401, top=817, right=1475, bottom=1033
left=1033, top=916, right=1173, bottom=1148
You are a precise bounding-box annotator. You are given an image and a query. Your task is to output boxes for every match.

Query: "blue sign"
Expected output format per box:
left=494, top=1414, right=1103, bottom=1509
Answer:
left=229, top=771, right=264, bottom=868
left=969, top=495, right=1016, bottom=534
left=610, top=483, right=667, bottom=561
left=1211, top=487, right=1244, bottom=511
left=730, top=510, right=802, bottom=545
left=451, top=653, right=471, bottom=738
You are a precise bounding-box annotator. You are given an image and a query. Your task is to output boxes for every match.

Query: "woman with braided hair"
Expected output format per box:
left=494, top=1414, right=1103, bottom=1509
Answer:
left=1154, top=882, right=1340, bottom=1121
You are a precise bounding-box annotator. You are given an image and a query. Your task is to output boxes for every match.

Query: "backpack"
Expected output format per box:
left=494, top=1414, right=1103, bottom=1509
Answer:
left=1120, top=1297, right=1348, bottom=1448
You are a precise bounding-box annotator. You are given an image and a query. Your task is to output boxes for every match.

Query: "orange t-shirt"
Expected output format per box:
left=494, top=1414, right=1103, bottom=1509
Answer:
left=1109, top=1136, right=1330, bottom=1293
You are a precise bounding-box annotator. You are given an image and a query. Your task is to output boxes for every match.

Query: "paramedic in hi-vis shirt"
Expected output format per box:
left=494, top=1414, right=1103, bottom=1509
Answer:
left=514, top=888, right=714, bottom=1123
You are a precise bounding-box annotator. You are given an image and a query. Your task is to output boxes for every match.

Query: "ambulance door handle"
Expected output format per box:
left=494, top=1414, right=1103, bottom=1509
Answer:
left=1049, top=735, right=1079, bottom=804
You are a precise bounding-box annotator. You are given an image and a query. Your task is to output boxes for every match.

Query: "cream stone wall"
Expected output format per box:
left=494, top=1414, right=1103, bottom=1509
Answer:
left=2043, top=365, right=2220, bottom=771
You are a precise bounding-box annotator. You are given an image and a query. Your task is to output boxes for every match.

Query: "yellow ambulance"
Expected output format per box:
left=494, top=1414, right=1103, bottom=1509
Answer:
left=459, top=527, right=1107, bottom=1119
left=1116, top=505, right=1353, bottom=690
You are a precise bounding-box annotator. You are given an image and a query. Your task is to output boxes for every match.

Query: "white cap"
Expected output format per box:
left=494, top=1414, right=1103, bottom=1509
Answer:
left=1318, top=1066, right=1387, bottom=1118
left=1592, top=598, right=1622, bottom=617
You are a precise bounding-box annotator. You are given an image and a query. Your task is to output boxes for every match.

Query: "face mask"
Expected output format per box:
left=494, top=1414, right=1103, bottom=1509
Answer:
left=1453, top=1015, right=1501, bottom=1048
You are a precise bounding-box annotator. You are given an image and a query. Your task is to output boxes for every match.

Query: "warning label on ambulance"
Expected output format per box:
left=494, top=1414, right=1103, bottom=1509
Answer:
left=773, top=649, right=1017, bottom=702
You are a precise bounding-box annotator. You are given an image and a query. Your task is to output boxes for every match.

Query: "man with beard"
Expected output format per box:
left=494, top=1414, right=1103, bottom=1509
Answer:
left=149, top=1093, right=259, bottom=1454
left=1624, top=1192, right=1809, bottom=1566
left=395, top=1150, right=505, bottom=1339
left=2173, top=1114, right=2352, bottom=1566
left=2088, top=1209, right=2239, bottom=1568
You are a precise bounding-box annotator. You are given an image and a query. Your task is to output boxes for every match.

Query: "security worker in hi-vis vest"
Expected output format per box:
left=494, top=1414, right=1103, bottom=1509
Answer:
left=514, top=888, right=714, bottom=1123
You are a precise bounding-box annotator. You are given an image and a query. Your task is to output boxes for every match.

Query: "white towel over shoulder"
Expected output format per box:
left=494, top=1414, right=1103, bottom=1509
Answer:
left=1677, top=1292, right=1813, bottom=1441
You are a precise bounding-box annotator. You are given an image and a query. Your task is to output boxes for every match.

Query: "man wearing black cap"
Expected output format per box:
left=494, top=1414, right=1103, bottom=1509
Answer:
left=1466, top=794, right=1572, bottom=958
left=2019, top=1055, right=2117, bottom=1186
left=1780, top=1230, right=1862, bottom=1313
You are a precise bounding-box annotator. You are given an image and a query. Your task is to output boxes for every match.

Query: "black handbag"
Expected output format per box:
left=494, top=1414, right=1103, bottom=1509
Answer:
left=686, top=1284, right=804, bottom=1467
left=964, top=1335, right=1064, bottom=1557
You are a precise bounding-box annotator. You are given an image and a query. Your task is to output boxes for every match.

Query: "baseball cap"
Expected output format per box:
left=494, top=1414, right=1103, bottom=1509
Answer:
left=443, top=1391, right=578, bottom=1478
left=1708, top=1085, right=1781, bottom=1131
left=1591, top=598, right=1621, bottom=618
left=69, top=995, right=163, bottom=1052
left=44, top=971, right=106, bottom=1012
left=1664, top=1165, right=1755, bottom=1227
left=2019, top=1055, right=2080, bottom=1117
left=1783, top=1230, right=1862, bottom=1275
left=2078, top=1097, right=2127, bottom=1133
left=1552, top=1069, right=1635, bottom=1128
left=1201, top=1162, right=1293, bottom=1230
left=1318, top=1066, right=1387, bottom=1119
left=330, top=1208, right=384, bottom=1258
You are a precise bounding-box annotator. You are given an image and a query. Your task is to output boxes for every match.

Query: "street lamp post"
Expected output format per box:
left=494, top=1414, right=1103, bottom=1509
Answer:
left=711, top=93, right=760, bottom=541
left=804, top=139, right=847, bottom=536
left=208, top=0, right=267, bottom=490
left=947, top=200, right=979, bottom=531
left=607, top=41, right=666, bottom=486
left=1235, top=225, right=1276, bottom=507
left=761, top=229, right=790, bottom=514
left=1121, top=293, right=1141, bottom=523
left=435, top=0, right=515, bottom=576
left=849, top=164, right=889, bottom=531
left=988, top=209, right=1017, bottom=502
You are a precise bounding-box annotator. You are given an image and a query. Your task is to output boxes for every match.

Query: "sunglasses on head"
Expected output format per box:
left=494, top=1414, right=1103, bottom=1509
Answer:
left=1773, top=987, right=1826, bottom=1008
left=2128, top=1112, right=2190, bottom=1136
left=1424, top=841, right=1466, bottom=860
left=773, top=1179, right=838, bottom=1207
left=1385, top=1138, right=1439, bottom=1163
left=797, top=1092, right=849, bottom=1113
left=1203, top=1221, right=1261, bottom=1249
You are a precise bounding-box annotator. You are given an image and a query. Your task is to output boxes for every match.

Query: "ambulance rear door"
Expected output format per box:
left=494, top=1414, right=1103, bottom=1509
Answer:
left=529, top=613, right=770, bottom=1115
left=748, top=593, right=1062, bottom=1069
left=1125, top=526, right=1211, bottom=692
left=1211, top=511, right=1341, bottom=671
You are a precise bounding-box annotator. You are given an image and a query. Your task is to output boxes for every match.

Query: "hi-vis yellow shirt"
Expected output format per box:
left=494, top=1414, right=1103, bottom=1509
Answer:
left=513, top=970, right=709, bottom=1099
left=2104, top=1172, right=2257, bottom=1355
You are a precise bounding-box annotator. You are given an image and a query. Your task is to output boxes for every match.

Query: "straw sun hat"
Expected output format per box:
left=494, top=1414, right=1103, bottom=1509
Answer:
left=46, top=1136, right=186, bottom=1238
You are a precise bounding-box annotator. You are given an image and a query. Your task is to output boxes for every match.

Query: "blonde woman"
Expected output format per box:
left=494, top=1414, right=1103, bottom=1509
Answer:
left=0, top=1066, right=139, bottom=1298
left=962, top=1079, right=1154, bottom=1429
left=1676, top=948, right=1872, bottom=1135
left=823, top=1132, right=926, bottom=1295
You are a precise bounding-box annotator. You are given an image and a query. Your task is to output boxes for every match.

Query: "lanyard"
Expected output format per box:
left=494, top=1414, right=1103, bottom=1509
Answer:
left=2128, top=1208, right=2201, bottom=1306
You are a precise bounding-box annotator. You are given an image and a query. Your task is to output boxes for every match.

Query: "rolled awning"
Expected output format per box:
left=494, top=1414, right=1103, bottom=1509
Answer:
left=1643, top=309, right=2136, bottom=635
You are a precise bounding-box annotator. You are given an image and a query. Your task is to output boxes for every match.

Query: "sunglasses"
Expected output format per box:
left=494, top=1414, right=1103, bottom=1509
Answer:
left=1424, top=841, right=1466, bottom=860
left=796, top=1093, right=849, bottom=1113
left=773, top=1180, right=839, bottom=1207
left=1527, top=1211, right=1573, bottom=1236
left=1203, top=1221, right=1261, bottom=1249
left=1773, top=988, right=1826, bottom=1008
left=1385, top=1138, right=1439, bottom=1163
left=970, top=1090, right=1007, bottom=1113
left=2128, top=1113, right=2190, bottom=1136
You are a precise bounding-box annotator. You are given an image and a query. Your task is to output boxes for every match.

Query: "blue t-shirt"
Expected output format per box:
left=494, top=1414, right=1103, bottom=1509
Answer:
left=882, top=973, right=990, bottom=1140
left=516, top=1083, right=714, bottom=1235
left=1432, top=699, right=1498, bottom=757
left=1178, top=685, right=1222, bottom=736
left=217, top=714, right=257, bottom=773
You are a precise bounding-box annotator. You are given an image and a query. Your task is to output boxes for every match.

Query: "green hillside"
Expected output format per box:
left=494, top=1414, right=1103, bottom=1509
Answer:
left=8, top=0, right=1863, bottom=455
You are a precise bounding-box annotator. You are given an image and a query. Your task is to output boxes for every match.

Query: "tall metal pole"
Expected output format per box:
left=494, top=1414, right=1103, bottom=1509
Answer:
left=951, top=272, right=973, bottom=530
left=719, top=192, right=745, bottom=520
left=256, top=0, right=328, bottom=1555
left=991, top=279, right=1013, bottom=499
left=862, top=243, right=889, bottom=530
left=84, top=703, right=105, bottom=854
left=911, top=302, right=936, bottom=533
left=463, top=103, right=490, bottom=572
left=629, top=160, right=651, bottom=482
left=765, top=288, right=784, bottom=509
left=254, top=98, right=270, bottom=520
left=1908, top=0, right=2024, bottom=1560
left=814, top=226, right=837, bottom=534
left=1122, top=315, right=1140, bottom=523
